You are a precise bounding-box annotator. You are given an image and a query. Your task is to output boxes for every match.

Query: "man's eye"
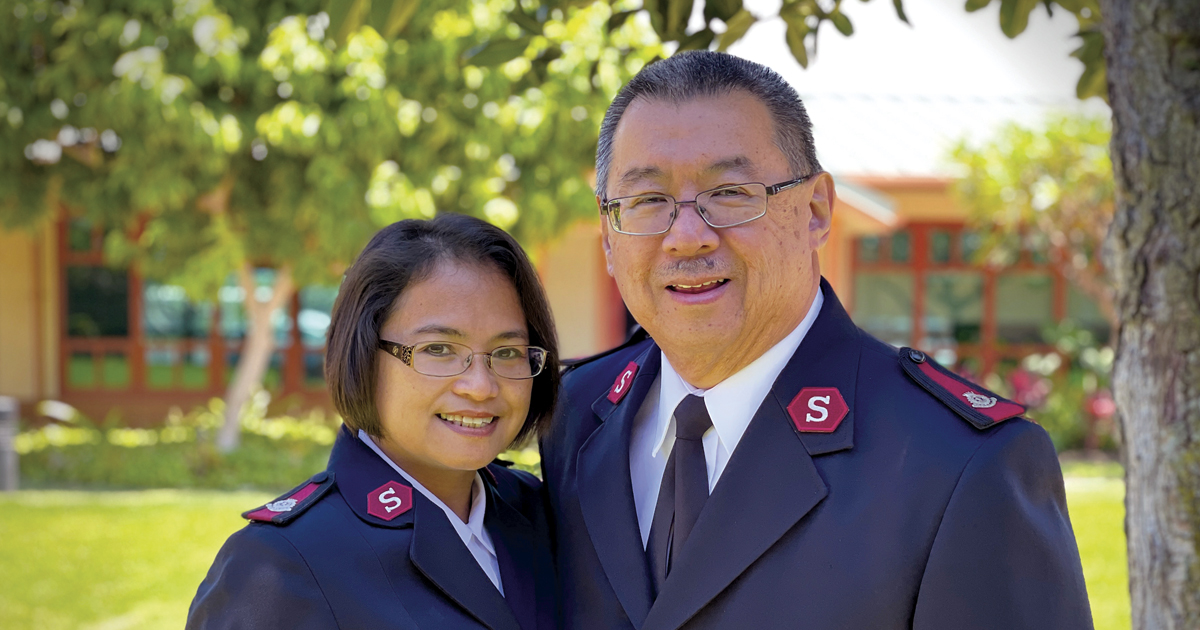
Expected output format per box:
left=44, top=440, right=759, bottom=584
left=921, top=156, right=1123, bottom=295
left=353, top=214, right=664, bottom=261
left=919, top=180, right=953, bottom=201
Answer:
left=630, top=195, right=671, bottom=208
left=711, top=186, right=751, bottom=198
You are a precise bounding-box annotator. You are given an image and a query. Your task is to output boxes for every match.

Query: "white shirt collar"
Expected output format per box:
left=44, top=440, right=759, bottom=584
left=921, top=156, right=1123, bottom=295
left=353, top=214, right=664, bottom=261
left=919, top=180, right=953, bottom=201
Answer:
left=358, top=429, right=494, bottom=555
left=651, top=287, right=825, bottom=457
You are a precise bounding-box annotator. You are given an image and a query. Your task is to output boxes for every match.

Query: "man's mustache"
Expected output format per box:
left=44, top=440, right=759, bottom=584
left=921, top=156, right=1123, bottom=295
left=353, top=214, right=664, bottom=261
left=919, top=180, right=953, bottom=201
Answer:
left=656, top=257, right=732, bottom=277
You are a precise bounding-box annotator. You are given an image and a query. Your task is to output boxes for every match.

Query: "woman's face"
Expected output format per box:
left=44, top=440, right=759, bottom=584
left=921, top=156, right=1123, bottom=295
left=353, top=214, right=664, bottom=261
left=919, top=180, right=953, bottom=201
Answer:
left=373, top=260, right=533, bottom=478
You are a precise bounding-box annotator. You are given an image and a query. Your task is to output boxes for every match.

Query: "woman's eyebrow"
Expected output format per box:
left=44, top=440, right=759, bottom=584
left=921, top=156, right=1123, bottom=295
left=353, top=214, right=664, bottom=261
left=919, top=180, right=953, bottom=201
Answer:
left=493, top=330, right=529, bottom=342
left=411, top=325, right=465, bottom=338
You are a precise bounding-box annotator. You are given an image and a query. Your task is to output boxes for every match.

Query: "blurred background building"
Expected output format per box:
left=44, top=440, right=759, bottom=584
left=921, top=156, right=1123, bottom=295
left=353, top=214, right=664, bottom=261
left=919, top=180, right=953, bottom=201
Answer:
left=0, top=0, right=1110, bottom=423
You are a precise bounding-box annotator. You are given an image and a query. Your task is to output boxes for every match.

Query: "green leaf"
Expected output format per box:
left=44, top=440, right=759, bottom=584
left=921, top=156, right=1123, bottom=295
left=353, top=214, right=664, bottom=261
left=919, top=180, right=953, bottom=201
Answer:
left=463, top=37, right=532, bottom=66
left=1070, top=29, right=1108, bottom=101
left=831, top=11, right=854, bottom=36
left=892, top=0, right=910, bottom=24
left=509, top=10, right=544, bottom=35
left=678, top=28, right=715, bottom=51
left=964, top=0, right=992, bottom=12
left=717, top=9, right=757, bottom=51
left=998, top=0, right=1041, bottom=37
left=704, top=0, right=743, bottom=23
left=784, top=20, right=809, bottom=68
left=380, top=0, right=421, bottom=38
left=608, top=10, right=637, bottom=31
left=326, top=0, right=371, bottom=45
left=665, top=0, right=693, bottom=39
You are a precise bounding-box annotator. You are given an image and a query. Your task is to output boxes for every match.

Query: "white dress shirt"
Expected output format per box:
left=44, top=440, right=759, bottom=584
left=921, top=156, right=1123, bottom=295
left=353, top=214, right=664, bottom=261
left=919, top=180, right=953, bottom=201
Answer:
left=629, top=288, right=825, bottom=548
left=359, top=430, right=505, bottom=595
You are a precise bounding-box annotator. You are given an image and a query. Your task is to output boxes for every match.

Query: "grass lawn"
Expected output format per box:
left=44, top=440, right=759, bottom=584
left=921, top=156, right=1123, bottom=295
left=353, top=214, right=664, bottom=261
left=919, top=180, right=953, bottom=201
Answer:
left=0, top=477, right=1129, bottom=629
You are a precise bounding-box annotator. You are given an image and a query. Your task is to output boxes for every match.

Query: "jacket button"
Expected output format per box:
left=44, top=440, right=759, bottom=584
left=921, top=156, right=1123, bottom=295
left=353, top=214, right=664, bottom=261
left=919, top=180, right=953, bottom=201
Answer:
left=908, top=349, right=926, bottom=363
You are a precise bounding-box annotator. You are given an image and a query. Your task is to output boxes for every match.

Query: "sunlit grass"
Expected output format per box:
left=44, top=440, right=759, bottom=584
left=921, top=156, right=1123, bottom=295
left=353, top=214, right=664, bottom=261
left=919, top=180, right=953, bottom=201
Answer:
left=0, top=490, right=270, bottom=630
left=0, top=474, right=1128, bottom=629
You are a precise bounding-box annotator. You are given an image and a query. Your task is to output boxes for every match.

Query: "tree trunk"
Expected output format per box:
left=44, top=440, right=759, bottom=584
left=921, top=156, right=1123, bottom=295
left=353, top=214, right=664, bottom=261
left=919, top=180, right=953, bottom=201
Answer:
left=1099, top=1, right=1200, bottom=628
left=215, top=263, right=296, bottom=453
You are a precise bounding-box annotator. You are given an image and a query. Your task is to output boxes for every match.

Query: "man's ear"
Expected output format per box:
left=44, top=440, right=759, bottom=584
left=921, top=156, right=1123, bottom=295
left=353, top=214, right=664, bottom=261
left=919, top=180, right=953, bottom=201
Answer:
left=808, top=172, right=835, bottom=249
left=598, top=196, right=616, bottom=277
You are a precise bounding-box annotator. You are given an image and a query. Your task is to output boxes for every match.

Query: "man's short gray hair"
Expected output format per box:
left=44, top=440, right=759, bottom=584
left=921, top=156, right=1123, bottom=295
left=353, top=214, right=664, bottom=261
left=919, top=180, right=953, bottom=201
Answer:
left=595, top=50, right=822, bottom=198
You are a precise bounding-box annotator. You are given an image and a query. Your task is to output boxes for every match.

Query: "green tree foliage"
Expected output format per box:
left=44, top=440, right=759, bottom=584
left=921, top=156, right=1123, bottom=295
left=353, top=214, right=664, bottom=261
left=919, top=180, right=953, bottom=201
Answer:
left=950, top=114, right=1115, bottom=325
left=0, top=0, right=660, bottom=449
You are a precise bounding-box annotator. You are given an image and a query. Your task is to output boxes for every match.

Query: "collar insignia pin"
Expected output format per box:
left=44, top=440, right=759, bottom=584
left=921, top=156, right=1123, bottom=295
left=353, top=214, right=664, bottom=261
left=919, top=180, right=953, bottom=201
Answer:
left=963, top=391, right=997, bottom=409
left=266, top=499, right=298, bottom=512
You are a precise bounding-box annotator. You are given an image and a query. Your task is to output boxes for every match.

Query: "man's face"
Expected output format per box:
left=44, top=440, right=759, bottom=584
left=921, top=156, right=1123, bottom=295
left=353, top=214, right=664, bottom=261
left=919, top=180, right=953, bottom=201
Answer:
left=600, top=91, right=833, bottom=384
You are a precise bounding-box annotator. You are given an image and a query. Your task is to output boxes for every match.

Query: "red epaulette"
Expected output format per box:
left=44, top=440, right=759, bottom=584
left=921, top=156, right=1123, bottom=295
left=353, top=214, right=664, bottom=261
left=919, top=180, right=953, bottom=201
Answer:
left=243, top=471, right=335, bottom=525
left=899, top=348, right=1025, bottom=430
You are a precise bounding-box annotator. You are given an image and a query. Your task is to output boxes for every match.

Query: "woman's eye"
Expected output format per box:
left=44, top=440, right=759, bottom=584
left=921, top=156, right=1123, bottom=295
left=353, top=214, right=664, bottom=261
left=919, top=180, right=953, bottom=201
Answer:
left=420, top=343, right=454, bottom=357
left=492, top=347, right=525, bottom=360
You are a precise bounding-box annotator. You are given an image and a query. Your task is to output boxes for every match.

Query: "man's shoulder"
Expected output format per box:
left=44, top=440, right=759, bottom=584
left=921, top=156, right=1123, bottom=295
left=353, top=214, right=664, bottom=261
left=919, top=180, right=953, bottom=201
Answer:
left=561, top=329, right=655, bottom=397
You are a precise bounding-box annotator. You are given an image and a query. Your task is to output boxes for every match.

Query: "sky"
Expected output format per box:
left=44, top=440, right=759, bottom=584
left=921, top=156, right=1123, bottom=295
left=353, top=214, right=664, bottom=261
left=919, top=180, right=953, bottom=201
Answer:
left=717, top=0, right=1109, bottom=176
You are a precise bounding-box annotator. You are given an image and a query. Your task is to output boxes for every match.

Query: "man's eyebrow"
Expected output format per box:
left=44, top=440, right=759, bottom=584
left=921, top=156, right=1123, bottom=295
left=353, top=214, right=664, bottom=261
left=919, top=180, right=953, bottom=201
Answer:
left=616, top=166, right=665, bottom=189
left=704, top=156, right=756, bottom=176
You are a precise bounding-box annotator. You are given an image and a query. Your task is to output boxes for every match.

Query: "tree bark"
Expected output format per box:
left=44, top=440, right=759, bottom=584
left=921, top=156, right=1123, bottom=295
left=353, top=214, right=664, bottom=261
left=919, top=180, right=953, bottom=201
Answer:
left=1099, top=1, right=1200, bottom=628
left=215, top=263, right=296, bottom=453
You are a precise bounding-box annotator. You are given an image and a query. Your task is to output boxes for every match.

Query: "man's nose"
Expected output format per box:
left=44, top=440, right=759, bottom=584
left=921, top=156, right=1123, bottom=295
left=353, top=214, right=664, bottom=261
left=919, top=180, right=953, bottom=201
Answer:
left=662, top=200, right=720, bottom=256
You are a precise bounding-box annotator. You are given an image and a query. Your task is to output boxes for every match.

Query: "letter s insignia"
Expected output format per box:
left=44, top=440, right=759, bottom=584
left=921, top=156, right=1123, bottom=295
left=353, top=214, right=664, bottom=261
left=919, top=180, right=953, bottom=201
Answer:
left=787, top=387, right=849, bottom=434
left=607, top=361, right=640, bottom=403
left=806, top=395, right=831, bottom=423
left=367, top=481, right=413, bottom=521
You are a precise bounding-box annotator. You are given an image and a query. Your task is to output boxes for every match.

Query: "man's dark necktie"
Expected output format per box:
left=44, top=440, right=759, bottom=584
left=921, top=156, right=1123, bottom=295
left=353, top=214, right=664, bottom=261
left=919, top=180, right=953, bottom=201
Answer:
left=647, top=394, right=713, bottom=593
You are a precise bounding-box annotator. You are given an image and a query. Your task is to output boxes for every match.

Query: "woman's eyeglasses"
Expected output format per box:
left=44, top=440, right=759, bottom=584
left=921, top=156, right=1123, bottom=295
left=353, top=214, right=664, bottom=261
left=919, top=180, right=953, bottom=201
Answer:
left=378, top=340, right=547, bottom=380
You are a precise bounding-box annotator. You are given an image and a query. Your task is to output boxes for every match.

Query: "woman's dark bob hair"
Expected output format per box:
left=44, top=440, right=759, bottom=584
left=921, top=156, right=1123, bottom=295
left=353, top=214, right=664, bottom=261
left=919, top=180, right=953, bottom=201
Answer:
left=325, top=213, right=560, bottom=447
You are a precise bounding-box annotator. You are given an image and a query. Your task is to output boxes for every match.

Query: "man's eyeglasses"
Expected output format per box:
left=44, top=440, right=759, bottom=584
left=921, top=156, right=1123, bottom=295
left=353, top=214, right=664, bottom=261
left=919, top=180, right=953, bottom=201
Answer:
left=600, top=175, right=812, bottom=236
left=378, top=340, right=547, bottom=380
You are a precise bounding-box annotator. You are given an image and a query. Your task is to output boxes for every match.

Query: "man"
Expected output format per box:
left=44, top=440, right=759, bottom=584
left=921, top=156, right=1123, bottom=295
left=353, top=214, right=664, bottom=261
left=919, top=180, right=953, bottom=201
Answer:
left=540, top=51, right=1092, bottom=630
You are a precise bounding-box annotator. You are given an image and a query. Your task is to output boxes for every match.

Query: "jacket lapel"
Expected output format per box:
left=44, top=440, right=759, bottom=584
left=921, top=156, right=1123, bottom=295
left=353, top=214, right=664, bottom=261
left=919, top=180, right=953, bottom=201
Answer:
left=486, top=481, right=556, bottom=630
left=642, top=280, right=862, bottom=630
left=410, top=495, right=522, bottom=630
left=332, top=426, right=521, bottom=630
left=576, top=344, right=661, bottom=628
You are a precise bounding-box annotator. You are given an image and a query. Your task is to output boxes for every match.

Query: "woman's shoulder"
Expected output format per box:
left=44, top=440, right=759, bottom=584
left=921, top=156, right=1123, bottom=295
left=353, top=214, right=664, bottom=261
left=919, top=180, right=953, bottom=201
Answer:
left=485, top=463, right=545, bottom=521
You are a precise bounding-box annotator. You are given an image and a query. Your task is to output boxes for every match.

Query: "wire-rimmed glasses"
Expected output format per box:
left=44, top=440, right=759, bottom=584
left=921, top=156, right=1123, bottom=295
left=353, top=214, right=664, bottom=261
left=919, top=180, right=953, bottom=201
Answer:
left=378, top=339, right=547, bottom=380
left=600, top=175, right=812, bottom=236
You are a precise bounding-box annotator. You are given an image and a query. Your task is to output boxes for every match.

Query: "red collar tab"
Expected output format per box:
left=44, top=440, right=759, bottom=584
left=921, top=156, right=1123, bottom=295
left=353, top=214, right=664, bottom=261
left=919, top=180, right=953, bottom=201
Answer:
left=367, top=480, right=414, bottom=521
left=607, top=361, right=640, bottom=404
left=898, top=348, right=1025, bottom=430
left=244, top=471, right=335, bottom=525
left=787, top=387, right=849, bottom=433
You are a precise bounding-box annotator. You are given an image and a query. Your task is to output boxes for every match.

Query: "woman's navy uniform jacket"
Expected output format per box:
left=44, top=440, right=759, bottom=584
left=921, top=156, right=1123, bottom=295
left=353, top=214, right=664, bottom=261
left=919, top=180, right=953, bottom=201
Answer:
left=540, top=279, right=1093, bottom=630
left=188, top=426, right=557, bottom=630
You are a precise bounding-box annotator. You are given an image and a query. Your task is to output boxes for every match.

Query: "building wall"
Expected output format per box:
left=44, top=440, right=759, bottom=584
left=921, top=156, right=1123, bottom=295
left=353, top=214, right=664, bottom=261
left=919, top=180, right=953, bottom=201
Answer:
left=0, top=223, right=57, bottom=403
left=537, top=220, right=624, bottom=360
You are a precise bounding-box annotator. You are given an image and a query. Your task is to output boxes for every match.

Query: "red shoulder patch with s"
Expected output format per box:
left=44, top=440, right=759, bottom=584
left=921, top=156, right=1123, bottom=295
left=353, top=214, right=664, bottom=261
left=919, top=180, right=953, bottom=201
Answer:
left=899, top=348, right=1025, bottom=430
left=607, top=361, right=639, bottom=404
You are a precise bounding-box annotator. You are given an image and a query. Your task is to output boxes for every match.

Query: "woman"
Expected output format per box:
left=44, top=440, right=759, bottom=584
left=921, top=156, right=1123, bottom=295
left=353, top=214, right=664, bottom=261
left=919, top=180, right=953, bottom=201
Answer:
left=188, top=213, right=560, bottom=630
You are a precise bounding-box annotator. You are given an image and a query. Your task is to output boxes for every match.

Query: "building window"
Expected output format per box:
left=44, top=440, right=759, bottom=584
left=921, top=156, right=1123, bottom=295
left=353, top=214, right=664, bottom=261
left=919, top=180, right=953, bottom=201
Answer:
left=996, top=273, right=1054, bottom=344
left=299, top=285, right=338, bottom=388
left=889, top=231, right=911, bottom=264
left=923, top=272, right=984, bottom=356
left=858, top=236, right=881, bottom=263
left=930, top=231, right=952, bottom=265
left=853, top=272, right=914, bottom=347
left=1067, top=285, right=1112, bottom=345
left=66, top=266, right=129, bottom=337
left=143, top=282, right=213, bottom=391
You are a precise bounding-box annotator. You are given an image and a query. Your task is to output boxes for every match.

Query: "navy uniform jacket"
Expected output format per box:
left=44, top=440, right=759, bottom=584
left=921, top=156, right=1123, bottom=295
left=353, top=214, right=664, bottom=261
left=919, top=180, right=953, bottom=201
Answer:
left=540, top=280, right=1093, bottom=630
left=188, top=426, right=557, bottom=630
